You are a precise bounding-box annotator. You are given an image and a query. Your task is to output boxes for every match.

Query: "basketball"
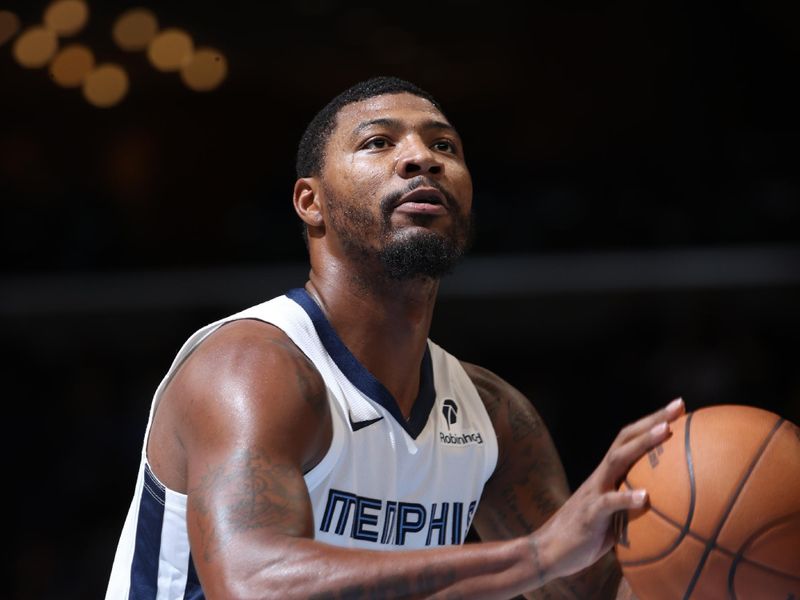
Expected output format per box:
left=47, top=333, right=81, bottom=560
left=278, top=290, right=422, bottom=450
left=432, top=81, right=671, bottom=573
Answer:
left=614, top=404, right=800, bottom=599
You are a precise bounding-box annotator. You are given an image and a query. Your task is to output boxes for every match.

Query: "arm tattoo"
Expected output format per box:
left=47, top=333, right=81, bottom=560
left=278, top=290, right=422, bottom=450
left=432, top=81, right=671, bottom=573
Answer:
left=507, top=396, right=544, bottom=443
left=528, top=535, right=546, bottom=588
left=263, top=337, right=327, bottom=417
left=293, top=353, right=327, bottom=417
left=307, top=565, right=459, bottom=600
left=491, top=397, right=564, bottom=532
left=481, top=388, right=502, bottom=422
left=189, top=448, right=309, bottom=562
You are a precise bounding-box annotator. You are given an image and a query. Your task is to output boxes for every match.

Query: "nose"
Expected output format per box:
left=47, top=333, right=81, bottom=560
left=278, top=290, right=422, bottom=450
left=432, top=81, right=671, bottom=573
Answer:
left=395, top=138, right=443, bottom=179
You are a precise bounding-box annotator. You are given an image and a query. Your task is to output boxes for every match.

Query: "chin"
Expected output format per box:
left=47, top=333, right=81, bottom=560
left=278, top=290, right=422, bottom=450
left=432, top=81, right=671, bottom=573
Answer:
left=379, top=229, right=467, bottom=281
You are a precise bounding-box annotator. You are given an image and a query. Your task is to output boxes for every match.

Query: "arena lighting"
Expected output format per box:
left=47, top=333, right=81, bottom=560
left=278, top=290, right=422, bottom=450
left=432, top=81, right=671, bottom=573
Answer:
left=180, top=47, right=227, bottom=92
left=83, top=63, right=129, bottom=108
left=0, top=10, right=20, bottom=46
left=12, top=26, right=58, bottom=68
left=49, top=44, right=94, bottom=87
left=43, top=0, right=89, bottom=37
left=112, top=8, right=158, bottom=51
left=147, top=28, right=193, bottom=72
left=5, top=3, right=228, bottom=106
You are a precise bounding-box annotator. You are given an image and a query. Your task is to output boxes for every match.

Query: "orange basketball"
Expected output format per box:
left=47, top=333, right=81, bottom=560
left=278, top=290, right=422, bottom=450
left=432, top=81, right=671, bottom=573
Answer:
left=615, top=404, right=800, bottom=599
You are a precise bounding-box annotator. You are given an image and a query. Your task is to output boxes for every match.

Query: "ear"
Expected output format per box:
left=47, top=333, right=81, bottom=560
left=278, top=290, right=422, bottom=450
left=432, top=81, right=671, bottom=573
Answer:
left=293, top=177, right=324, bottom=228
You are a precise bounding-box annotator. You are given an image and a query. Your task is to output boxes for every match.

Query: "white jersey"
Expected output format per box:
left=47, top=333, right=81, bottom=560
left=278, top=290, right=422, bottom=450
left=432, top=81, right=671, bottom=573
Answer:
left=106, top=288, right=498, bottom=599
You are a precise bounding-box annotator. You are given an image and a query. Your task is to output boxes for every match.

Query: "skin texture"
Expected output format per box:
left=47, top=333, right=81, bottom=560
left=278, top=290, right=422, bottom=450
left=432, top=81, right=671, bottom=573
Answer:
left=146, top=92, right=680, bottom=599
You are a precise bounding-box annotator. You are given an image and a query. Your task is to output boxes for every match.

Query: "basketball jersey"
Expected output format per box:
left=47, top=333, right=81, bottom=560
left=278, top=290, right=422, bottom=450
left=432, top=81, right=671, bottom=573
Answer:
left=106, top=288, right=498, bottom=599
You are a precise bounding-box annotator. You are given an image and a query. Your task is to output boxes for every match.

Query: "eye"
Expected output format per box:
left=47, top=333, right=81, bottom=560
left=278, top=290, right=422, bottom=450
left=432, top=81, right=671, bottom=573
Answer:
left=362, top=137, right=392, bottom=150
left=433, top=140, right=457, bottom=153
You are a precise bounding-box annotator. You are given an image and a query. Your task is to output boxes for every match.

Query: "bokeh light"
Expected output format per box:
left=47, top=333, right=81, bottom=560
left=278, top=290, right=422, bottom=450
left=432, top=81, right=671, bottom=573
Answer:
left=112, top=8, right=159, bottom=52
left=50, top=44, right=95, bottom=88
left=180, top=48, right=227, bottom=92
left=83, top=63, right=129, bottom=108
left=0, top=10, right=21, bottom=47
left=43, top=0, right=89, bottom=37
left=13, top=26, right=59, bottom=69
left=147, top=28, right=193, bottom=72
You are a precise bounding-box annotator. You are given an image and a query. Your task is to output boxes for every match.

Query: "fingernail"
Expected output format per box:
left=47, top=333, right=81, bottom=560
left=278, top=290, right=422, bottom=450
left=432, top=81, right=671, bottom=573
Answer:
left=632, top=489, right=647, bottom=506
left=651, top=422, right=668, bottom=436
left=667, top=397, right=683, bottom=412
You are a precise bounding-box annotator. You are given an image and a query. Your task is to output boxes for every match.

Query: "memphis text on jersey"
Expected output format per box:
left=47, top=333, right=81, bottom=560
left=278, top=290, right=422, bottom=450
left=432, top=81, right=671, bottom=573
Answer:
left=320, top=488, right=479, bottom=546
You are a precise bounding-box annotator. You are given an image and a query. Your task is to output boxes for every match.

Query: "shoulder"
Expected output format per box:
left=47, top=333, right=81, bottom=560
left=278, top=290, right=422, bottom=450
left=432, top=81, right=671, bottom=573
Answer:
left=191, top=318, right=321, bottom=379
left=156, top=318, right=330, bottom=479
left=460, top=361, right=544, bottom=434
left=179, top=318, right=327, bottom=415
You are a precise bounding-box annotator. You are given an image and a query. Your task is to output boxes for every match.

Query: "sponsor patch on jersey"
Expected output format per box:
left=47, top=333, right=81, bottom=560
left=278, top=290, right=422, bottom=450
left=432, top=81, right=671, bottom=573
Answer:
left=439, top=399, right=484, bottom=446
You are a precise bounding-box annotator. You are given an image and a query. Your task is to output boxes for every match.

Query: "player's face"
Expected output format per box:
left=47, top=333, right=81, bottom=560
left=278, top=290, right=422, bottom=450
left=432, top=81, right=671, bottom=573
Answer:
left=319, top=92, right=473, bottom=279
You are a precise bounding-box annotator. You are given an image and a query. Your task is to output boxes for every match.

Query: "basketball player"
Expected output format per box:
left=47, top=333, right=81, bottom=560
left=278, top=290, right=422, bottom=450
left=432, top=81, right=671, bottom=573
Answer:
left=106, top=77, right=685, bottom=599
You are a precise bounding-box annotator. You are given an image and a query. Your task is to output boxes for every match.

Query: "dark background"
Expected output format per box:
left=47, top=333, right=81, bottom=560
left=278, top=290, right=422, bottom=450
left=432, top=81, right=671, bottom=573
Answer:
left=3, top=1, right=799, bottom=598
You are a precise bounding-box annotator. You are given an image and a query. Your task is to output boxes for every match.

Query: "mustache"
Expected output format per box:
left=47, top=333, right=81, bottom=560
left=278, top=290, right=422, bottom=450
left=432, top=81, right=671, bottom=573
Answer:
left=379, top=177, right=459, bottom=214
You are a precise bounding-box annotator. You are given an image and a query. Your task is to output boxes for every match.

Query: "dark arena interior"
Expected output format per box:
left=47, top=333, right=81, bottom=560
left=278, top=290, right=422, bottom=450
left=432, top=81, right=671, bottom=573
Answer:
left=2, top=1, right=799, bottom=597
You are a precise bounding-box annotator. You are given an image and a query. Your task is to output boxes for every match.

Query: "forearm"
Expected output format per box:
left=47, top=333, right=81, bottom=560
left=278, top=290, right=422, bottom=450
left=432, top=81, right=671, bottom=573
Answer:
left=522, top=551, right=621, bottom=600
left=200, top=533, right=557, bottom=600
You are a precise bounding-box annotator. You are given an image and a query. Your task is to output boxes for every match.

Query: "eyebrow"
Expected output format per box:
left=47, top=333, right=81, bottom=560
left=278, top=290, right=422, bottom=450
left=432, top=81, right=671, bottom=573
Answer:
left=351, top=117, right=458, bottom=138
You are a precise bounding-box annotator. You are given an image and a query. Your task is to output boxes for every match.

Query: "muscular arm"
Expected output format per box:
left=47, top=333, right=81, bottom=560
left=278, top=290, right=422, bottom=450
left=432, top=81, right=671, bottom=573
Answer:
left=164, top=321, right=554, bottom=600
left=464, top=363, right=622, bottom=600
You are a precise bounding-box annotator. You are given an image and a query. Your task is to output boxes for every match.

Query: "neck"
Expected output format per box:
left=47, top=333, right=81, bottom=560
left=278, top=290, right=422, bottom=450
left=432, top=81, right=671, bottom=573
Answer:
left=306, top=254, right=439, bottom=418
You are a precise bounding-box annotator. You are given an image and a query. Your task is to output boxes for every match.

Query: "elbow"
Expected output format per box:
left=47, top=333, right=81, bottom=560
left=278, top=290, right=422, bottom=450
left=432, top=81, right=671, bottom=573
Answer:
left=201, top=554, right=316, bottom=600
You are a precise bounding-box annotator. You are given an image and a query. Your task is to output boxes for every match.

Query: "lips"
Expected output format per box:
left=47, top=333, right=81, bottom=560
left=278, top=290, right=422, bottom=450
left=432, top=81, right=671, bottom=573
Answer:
left=392, top=187, right=449, bottom=216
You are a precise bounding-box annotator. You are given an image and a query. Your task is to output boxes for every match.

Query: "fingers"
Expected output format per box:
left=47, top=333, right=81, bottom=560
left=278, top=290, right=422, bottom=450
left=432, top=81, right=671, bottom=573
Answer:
left=598, top=488, right=648, bottom=517
left=614, top=397, right=685, bottom=447
left=605, top=419, right=674, bottom=481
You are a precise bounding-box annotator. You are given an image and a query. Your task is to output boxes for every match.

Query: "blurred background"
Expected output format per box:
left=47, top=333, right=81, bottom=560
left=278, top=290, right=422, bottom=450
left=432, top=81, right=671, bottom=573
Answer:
left=2, top=1, right=799, bottom=597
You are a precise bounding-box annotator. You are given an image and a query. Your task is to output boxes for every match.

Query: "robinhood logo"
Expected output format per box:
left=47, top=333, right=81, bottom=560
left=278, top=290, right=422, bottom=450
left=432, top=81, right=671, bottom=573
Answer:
left=439, top=399, right=483, bottom=445
left=442, top=399, right=458, bottom=430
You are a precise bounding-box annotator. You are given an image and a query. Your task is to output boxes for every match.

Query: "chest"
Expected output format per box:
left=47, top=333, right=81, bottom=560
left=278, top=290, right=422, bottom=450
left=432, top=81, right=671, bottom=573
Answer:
left=306, top=394, right=496, bottom=549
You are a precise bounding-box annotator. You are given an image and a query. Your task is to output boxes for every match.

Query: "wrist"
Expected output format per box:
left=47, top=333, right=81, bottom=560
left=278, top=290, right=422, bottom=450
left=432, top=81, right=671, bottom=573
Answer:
left=524, top=528, right=556, bottom=589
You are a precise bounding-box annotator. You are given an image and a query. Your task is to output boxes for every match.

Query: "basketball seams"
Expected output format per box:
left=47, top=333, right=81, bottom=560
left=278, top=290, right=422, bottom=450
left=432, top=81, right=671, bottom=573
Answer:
left=682, top=416, right=785, bottom=599
left=727, top=510, right=800, bottom=599
left=618, top=413, right=698, bottom=567
left=619, top=502, right=800, bottom=581
left=620, top=498, right=800, bottom=580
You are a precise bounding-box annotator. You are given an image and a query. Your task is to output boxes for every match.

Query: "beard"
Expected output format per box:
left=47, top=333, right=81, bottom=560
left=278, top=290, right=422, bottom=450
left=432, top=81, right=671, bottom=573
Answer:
left=325, top=178, right=473, bottom=281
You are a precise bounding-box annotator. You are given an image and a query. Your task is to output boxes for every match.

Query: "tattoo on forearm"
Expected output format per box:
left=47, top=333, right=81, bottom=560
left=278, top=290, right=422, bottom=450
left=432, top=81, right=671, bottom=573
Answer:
left=189, top=448, right=309, bottom=561
left=307, top=565, right=458, bottom=600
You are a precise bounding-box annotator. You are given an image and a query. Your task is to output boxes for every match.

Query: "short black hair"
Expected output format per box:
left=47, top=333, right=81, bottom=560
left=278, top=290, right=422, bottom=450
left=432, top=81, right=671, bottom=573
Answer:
left=295, top=76, right=444, bottom=178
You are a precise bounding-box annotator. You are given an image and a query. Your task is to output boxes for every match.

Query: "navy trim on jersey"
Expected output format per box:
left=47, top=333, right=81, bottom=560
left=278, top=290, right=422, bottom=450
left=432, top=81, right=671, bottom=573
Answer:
left=287, top=288, right=436, bottom=439
left=184, top=555, right=204, bottom=599
left=129, top=464, right=166, bottom=600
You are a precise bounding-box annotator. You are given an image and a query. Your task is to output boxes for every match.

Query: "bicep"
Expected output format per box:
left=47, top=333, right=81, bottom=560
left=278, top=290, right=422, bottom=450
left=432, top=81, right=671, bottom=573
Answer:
left=175, top=321, right=330, bottom=592
left=474, top=405, right=571, bottom=541
left=187, top=445, right=314, bottom=559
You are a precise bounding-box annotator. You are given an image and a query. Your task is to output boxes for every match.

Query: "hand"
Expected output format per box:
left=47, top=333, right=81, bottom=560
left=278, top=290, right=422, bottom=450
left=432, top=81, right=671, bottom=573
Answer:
left=536, top=397, right=685, bottom=580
